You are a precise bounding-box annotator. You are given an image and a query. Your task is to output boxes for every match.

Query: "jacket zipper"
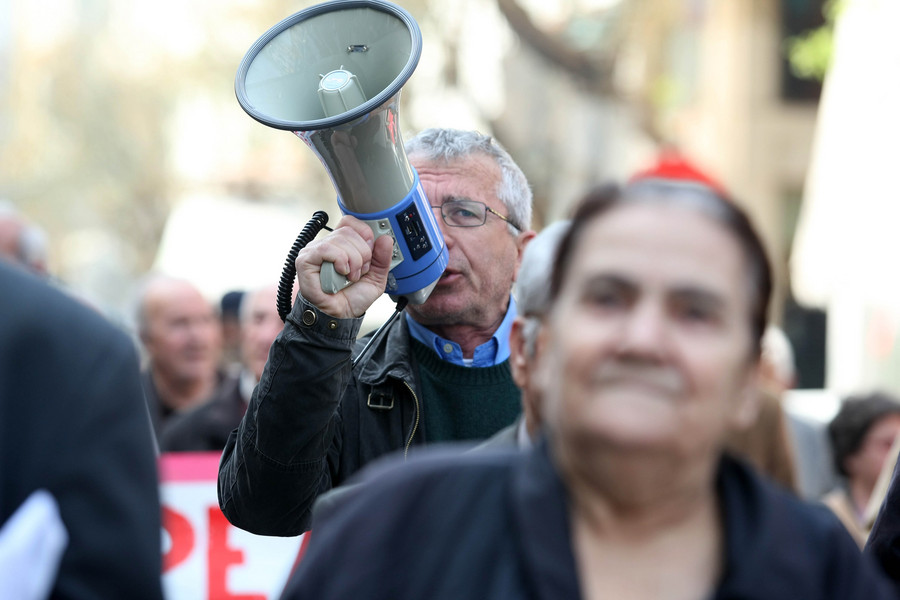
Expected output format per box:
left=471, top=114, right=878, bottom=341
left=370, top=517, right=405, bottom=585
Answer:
left=403, top=380, right=419, bottom=458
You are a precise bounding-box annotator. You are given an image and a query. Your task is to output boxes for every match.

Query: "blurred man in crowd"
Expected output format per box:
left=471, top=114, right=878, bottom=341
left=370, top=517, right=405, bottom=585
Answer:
left=219, top=289, right=245, bottom=372
left=0, top=261, right=163, bottom=598
left=478, top=219, right=570, bottom=449
left=135, top=274, right=227, bottom=439
left=160, top=283, right=283, bottom=452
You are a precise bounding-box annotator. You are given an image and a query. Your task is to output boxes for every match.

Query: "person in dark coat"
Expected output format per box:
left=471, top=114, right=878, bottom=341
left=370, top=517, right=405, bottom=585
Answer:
left=218, top=129, right=537, bottom=536
left=0, top=262, right=164, bottom=598
left=282, top=179, right=895, bottom=599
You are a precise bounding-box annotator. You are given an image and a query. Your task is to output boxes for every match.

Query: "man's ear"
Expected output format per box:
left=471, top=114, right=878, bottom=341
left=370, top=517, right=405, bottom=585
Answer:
left=509, top=317, right=530, bottom=391
left=512, top=230, right=537, bottom=282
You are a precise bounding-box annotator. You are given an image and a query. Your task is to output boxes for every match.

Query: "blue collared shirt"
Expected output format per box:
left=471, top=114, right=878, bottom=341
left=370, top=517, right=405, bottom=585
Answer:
left=405, top=295, right=517, bottom=367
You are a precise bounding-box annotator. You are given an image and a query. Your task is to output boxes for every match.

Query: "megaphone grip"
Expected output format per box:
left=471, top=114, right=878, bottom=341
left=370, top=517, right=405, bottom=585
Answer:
left=319, top=219, right=403, bottom=295
left=320, top=262, right=354, bottom=295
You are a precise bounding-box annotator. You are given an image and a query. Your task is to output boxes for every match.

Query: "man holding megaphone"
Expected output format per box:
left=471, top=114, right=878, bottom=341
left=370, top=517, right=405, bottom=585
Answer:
left=218, top=128, right=536, bottom=536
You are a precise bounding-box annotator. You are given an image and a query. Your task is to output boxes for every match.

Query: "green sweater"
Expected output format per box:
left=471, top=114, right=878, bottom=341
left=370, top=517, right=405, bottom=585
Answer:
left=411, top=339, right=522, bottom=443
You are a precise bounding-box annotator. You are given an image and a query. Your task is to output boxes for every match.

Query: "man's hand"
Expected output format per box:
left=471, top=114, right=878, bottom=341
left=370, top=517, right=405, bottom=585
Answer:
left=295, top=215, right=395, bottom=319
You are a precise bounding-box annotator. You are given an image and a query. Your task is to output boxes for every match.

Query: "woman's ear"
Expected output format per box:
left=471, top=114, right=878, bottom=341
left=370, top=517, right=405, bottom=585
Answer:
left=731, top=361, right=763, bottom=431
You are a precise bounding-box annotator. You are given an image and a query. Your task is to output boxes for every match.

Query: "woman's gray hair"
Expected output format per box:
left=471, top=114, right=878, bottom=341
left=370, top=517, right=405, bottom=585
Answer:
left=405, top=128, right=532, bottom=234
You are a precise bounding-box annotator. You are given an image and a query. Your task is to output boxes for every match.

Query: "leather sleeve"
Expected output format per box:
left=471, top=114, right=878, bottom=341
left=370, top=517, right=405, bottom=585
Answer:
left=217, top=296, right=362, bottom=536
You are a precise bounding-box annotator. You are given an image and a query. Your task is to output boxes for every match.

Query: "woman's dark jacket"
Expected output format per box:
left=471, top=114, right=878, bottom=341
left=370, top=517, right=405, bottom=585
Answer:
left=283, top=440, right=898, bottom=600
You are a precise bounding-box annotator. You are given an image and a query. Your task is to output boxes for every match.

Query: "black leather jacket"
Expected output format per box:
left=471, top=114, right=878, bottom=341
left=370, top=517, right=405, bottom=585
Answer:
left=218, top=295, right=426, bottom=536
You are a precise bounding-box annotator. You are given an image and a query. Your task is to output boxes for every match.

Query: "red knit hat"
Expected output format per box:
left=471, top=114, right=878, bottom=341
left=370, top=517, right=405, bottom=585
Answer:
left=629, top=150, right=732, bottom=200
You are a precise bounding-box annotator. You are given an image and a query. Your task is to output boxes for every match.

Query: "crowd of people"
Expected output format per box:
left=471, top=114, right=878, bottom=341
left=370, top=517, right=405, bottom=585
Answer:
left=4, top=128, right=900, bottom=597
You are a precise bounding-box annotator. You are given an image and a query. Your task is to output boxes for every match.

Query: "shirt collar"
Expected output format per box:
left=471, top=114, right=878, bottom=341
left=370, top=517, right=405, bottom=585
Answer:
left=405, top=294, right=517, bottom=367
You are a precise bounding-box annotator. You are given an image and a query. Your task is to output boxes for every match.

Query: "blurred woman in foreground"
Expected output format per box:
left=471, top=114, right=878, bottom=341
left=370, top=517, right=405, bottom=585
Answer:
left=281, top=179, right=895, bottom=600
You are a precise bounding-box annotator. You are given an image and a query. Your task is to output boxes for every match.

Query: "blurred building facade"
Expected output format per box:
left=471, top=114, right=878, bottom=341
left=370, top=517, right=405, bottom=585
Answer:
left=2, top=0, right=856, bottom=396
left=484, top=0, right=827, bottom=389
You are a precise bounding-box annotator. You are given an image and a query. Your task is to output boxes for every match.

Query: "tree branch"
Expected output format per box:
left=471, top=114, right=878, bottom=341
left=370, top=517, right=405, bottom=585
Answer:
left=495, top=0, right=616, bottom=93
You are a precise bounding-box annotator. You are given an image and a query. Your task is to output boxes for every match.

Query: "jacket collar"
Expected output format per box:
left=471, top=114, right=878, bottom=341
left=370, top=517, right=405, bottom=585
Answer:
left=511, top=438, right=582, bottom=600
left=712, top=453, right=782, bottom=597
left=510, top=441, right=804, bottom=600
left=354, top=313, right=415, bottom=386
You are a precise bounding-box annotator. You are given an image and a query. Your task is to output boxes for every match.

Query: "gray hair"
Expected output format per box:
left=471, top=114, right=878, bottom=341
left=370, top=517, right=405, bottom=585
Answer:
left=405, top=128, right=532, bottom=234
left=514, top=220, right=570, bottom=356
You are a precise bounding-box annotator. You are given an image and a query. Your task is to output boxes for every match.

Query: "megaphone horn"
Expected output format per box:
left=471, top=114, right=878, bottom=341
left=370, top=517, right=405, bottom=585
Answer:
left=235, top=0, right=448, bottom=305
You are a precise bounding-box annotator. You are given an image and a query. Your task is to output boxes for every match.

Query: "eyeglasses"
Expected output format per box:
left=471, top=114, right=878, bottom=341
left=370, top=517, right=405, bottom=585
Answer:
left=431, top=199, right=521, bottom=231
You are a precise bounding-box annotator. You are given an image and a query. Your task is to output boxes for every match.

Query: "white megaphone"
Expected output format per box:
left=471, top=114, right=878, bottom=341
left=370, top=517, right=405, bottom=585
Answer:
left=235, top=0, right=448, bottom=305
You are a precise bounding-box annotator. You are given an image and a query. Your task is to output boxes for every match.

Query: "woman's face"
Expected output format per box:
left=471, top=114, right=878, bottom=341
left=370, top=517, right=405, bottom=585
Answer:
left=538, top=202, right=760, bottom=460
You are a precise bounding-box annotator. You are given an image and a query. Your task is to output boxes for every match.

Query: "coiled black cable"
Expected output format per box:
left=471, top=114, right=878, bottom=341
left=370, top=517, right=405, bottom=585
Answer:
left=277, top=210, right=331, bottom=322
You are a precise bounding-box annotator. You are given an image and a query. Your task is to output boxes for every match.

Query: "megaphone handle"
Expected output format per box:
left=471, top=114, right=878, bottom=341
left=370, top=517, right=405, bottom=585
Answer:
left=320, top=262, right=353, bottom=294
left=320, top=219, right=403, bottom=295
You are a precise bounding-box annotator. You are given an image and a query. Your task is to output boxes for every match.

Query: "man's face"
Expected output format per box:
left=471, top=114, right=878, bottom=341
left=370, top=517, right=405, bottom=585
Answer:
left=142, top=282, right=222, bottom=386
left=240, top=285, right=284, bottom=381
left=538, top=203, right=759, bottom=460
left=405, top=154, right=527, bottom=330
